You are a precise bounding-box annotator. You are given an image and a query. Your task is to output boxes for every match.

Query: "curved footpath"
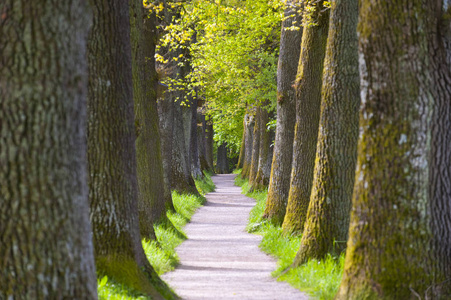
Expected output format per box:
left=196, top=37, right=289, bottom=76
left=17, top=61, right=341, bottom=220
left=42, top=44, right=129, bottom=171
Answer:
left=162, top=174, right=308, bottom=300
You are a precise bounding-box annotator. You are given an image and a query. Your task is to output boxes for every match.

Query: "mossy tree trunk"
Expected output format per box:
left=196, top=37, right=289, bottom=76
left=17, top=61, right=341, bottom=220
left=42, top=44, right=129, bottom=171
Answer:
left=253, top=103, right=272, bottom=191
left=293, top=0, right=360, bottom=265
left=282, top=3, right=330, bottom=235
left=87, top=1, right=173, bottom=298
left=264, top=0, right=303, bottom=226
left=130, top=1, right=170, bottom=239
left=0, top=2, right=97, bottom=298
left=216, top=142, right=230, bottom=174
left=336, top=1, right=451, bottom=299
left=237, top=117, right=247, bottom=169
left=241, top=113, right=254, bottom=178
left=248, top=107, right=261, bottom=188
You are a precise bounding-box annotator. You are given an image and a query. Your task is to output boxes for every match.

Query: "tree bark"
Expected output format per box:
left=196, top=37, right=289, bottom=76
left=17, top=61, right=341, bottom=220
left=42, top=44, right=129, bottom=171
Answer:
left=248, top=107, right=261, bottom=187
left=241, top=113, right=254, bottom=178
left=87, top=1, right=173, bottom=298
left=172, top=98, right=199, bottom=195
left=293, top=0, right=360, bottom=265
left=216, top=143, right=230, bottom=174
left=198, top=113, right=211, bottom=172
left=282, top=4, right=330, bottom=235
left=264, top=0, right=303, bottom=226
left=157, top=90, right=176, bottom=211
left=237, top=117, right=247, bottom=169
left=253, top=104, right=272, bottom=191
left=0, top=2, right=97, bottom=298
left=205, top=121, right=215, bottom=172
left=130, top=1, right=169, bottom=239
left=336, top=1, right=451, bottom=298
left=190, top=97, right=203, bottom=179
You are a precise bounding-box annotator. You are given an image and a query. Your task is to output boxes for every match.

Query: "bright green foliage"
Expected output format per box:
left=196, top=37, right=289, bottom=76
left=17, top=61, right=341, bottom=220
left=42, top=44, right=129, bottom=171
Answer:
left=98, top=174, right=215, bottom=298
left=97, top=276, right=149, bottom=300
left=155, top=0, right=282, bottom=154
left=235, top=176, right=344, bottom=300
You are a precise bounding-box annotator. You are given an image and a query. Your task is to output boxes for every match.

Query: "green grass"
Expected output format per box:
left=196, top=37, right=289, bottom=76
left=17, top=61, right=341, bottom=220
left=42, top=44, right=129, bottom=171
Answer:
left=234, top=175, right=344, bottom=300
left=99, top=172, right=215, bottom=299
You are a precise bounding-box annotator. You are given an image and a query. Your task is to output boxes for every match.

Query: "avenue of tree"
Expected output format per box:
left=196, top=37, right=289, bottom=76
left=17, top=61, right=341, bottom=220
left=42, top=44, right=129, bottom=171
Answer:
left=1, top=0, right=451, bottom=299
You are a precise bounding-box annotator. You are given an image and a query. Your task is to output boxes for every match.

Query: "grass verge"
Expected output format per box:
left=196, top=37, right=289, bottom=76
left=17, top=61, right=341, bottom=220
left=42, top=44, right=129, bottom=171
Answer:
left=234, top=174, right=344, bottom=300
left=98, top=171, right=215, bottom=299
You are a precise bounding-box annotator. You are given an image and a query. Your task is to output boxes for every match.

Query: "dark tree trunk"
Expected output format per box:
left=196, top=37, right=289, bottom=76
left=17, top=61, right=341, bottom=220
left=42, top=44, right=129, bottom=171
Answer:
left=237, top=117, right=247, bottom=169
left=337, top=1, right=451, bottom=299
left=293, top=0, right=360, bottom=265
left=216, top=143, right=230, bottom=174
left=130, top=1, right=169, bottom=239
left=264, top=1, right=302, bottom=225
left=0, top=2, right=97, bottom=298
left=241, top=113, right=254, bottom=178
left=248, top=107, right=261, bottom=187
left=190, top=97, right=203, bottom=179
left=205, top=121, right=215, bottom=172
left=87, top=1, right=173, bottom=298
left=282, top=4, right=330, bottom=235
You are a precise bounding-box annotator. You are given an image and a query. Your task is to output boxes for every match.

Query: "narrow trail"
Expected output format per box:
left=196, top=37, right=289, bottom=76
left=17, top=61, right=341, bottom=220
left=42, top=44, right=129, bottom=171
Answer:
left=162, top=174, right=308, bottom=300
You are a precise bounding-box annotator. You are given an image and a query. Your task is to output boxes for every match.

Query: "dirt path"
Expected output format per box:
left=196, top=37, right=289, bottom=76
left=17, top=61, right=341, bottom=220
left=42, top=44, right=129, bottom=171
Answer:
left=162, top=174, right=308, bottom=300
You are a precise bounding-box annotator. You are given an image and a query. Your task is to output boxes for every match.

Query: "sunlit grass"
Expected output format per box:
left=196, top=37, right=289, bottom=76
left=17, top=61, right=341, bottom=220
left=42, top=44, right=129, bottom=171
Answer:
left=97, top=276, right=148, bottom=300
left=99, top=172, right=215, bottom=299
left=235, top=175, right=344, bottom=300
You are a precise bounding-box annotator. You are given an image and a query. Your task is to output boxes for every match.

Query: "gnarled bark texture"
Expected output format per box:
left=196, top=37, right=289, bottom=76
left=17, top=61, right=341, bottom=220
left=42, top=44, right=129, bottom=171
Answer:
left=282, top=5, right=330, bottom=235
left=336, top=1, right=451, bottom=299
left=130, top=2, right=169, bottom=239
left=87, top=1, right=173, bottom=298
left=294, top=0, right=360, bottom=265
left=241, top=113, right=254, bottom=178
left=264, top=0, right=303, bottom=226
left=0, top=2, right=97, bottom=298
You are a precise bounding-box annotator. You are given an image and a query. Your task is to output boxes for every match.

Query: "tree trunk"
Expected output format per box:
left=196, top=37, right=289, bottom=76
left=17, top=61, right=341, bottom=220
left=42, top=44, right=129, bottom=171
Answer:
left=293, top=0, right=360, bottom=265
left=253, top=104, right=272, bottom=191
left=190, top=97, right=203, bottom=179
left=248, top=107, right=261, bottom=187
left=241, top=113, right=254, bottom=178
left=336, top=1, right=451, bottom=299
left=87, top=1, right=172, bottom=298
left=264, top=0, right=303, bottom=226
left=198, top=113, right=211, bottom=172
left=0, top=2, right=97, bottom=298
left=205, top=121, right=215, bottom=172
left=172, top=98, right=199, bottom=195
left=130, top=1, right=169, bottom=239
left=282, top=4, right=330, bottom=235
left=157, top=90, right=176, bottom=212
left=216, top=142, right=230, bottom=174
left=237, top=117, right=247, bottom=169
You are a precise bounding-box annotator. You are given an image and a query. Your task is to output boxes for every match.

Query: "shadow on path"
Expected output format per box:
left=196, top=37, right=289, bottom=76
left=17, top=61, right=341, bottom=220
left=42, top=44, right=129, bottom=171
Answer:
left=162, top=174, right=308, bottom=300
